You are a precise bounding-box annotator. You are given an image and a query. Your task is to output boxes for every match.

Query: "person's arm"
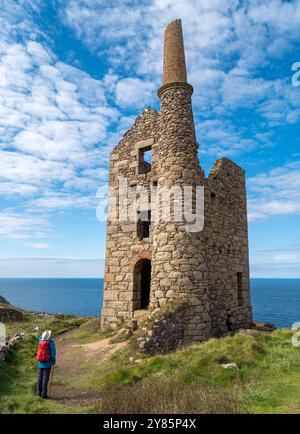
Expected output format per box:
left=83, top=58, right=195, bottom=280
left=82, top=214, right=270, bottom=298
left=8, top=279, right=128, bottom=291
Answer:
left=50, top=340, right=56, bottom=365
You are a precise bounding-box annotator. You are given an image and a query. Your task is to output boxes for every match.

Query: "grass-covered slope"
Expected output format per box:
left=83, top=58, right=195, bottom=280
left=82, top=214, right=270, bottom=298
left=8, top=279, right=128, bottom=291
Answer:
left=0, top=295, right=10, bottom=305
left=0, top=311, right=87, bottom=414
left=0, top=300, right=25, bottom=322
left=0, top=308, right=300, bottom=414
left=90, top=327, right=300, bottom=414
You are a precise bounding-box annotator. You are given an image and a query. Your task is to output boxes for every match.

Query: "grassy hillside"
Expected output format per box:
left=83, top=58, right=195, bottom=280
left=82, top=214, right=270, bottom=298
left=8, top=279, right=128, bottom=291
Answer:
left=0, top=300, right=25, bottom=322
left=0, top=310, right=299, bottom=414
left=0, top=312, right=87, bottom=414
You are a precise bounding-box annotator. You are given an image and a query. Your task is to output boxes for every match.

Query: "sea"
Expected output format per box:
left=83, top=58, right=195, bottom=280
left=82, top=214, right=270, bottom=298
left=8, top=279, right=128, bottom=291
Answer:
left=0, top=278, right=299, bottom=329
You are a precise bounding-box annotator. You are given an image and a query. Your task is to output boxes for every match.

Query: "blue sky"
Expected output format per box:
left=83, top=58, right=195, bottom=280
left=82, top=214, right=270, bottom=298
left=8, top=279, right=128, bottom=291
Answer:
left=0, top=0, right=300, bottom=278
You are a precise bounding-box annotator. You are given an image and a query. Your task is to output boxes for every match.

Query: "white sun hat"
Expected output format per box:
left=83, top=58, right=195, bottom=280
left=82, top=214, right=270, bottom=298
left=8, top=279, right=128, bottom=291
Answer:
left=41, top=330, right=52, bottom=341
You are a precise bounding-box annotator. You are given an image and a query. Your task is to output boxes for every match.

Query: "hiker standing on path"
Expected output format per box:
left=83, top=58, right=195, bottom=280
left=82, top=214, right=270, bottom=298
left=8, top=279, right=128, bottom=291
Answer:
left=36, top=330, right=56, bottom=399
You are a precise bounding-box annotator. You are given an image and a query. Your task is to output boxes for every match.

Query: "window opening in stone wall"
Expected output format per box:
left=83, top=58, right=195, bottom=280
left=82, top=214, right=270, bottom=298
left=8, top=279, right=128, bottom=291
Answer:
left=138, top=146, right=152, bottom=174
left=237, top=272, right=243, bottom=307
left=137, top=210, right=151, bottom=240
left=211, top=192, right=216, bottom=209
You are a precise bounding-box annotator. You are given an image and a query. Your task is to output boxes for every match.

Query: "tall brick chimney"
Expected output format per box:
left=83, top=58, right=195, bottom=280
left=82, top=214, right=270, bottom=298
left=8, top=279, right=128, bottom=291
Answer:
left=163, top=19, right=187, bottom=85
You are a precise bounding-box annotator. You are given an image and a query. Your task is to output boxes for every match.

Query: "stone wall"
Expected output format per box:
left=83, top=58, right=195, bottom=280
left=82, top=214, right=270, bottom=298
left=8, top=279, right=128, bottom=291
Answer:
left=205, top=159, right=252, bottom=336
left=150, top=83, right=211, bottom=344
left=101, top=90, right=252, bottom=341
left=138, top=303, right=187, bottom=355
left=101, top=108, right=160, bottom=326
left=100, top=19, right=253, bottom=344
left=0, top=332, right=25, bottom=362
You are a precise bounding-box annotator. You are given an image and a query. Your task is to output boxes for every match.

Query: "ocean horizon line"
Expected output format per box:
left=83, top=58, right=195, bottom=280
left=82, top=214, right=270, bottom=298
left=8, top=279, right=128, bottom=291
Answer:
left=1, top=277, right=300, bottom=280
left=0, top=277, right=299, bottom=327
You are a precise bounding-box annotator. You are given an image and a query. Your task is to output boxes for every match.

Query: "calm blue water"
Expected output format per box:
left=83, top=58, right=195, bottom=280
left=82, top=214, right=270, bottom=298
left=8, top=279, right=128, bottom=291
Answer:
left=0, top=278, right=103, bottom=317
left=250, top=278, right=300, bottom=328
left=0, top=278, right=299, bottom=328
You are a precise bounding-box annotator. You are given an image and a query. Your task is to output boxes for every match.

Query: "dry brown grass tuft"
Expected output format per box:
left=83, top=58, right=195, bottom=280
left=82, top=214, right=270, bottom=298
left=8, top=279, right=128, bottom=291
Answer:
left=93, top=377, right=244, bottom=414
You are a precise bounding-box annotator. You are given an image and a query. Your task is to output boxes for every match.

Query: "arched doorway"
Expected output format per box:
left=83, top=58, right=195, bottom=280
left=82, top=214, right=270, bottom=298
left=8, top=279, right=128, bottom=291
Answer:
left=133, top=258, right=151, bottom=310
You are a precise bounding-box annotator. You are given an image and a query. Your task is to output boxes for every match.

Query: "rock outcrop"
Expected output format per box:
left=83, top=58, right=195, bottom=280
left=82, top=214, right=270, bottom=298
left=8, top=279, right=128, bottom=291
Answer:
left=0, top=304, right=25, bottom=322
left=0, top=295, right=10, bottom=305
left=0, top=295, right=25, bottom=323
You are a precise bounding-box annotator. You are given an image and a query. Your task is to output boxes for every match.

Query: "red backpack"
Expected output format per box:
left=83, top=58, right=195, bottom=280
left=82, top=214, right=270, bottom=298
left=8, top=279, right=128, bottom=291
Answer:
left=36, top=340, right=51, bottom=362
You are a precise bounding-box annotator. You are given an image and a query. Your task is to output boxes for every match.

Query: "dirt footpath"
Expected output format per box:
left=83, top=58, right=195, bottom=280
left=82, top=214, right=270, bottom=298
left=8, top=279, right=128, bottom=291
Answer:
left=51, top=329, right=126, bottom=408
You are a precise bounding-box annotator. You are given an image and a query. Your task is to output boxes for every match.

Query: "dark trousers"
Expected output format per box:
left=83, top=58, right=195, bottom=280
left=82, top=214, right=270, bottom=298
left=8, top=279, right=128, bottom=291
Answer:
left=37, top=367, right=51, bottom=398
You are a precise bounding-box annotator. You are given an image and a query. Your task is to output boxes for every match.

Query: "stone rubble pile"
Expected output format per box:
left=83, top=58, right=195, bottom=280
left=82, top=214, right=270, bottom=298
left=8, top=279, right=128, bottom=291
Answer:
left=109, top=303, right=187, bottom=356
left=136, top=305, right=186, bottom=355
left=0, top=332, right=25, bottom=362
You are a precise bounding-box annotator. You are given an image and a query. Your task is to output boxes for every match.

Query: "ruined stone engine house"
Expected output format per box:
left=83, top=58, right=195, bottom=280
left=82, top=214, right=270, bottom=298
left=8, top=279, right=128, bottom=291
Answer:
left=101, top=19, right=253, bottom=344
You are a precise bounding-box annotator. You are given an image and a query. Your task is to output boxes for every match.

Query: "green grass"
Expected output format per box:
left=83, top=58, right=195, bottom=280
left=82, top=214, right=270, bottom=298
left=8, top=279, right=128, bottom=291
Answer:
left=5, top=312, right=86, bottom=337
left=0, top=303, right=25, bottom=322
left=92, top=329, right=300, bottom=413
left=1, top=311, right=300, bottom=414
left=0, top=314, right=87, bottom=414
left=58, top=318, right=114, bottom=345
left=53, top=321, right=300, bottom=414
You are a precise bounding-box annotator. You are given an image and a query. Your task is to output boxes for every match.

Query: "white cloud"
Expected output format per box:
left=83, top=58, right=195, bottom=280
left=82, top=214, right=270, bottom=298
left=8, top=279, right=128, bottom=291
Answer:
left=60, top=0, right=300, bottom=130
left=273, top=254, right=300, bottom=263
left=199, top=118, right=271, bottom=157
left=0, top=257, right=104, bottom=277
left=0, top=7, right=120, bottom=243
left=221, top=73, right=272, bottom=109
left=248, top=160, right=300, bottom=220
left=115, top=77, right=157, bottom=109
left=0, top=182, right=38, bottom=197
left=27, top=242, right=50, bottom=249
left=26, top=40, right=52, bottom=64
left=250, top=261, right=300, bottom=278
left=0, top=150, right=74, bottom=186
left=0, top=0, right=300, bottom=252
left=0, top=211, right=50, bottom=240
left=27, top=193, right=97, bottom=211
left=248, top=0, right=300, bottom=34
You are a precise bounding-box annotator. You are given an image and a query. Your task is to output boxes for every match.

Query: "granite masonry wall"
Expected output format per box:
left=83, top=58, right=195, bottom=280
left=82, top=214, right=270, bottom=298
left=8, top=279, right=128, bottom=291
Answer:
left=100, top=19, right=252, bottom=347
left=101, top=108, right=160, bottom=324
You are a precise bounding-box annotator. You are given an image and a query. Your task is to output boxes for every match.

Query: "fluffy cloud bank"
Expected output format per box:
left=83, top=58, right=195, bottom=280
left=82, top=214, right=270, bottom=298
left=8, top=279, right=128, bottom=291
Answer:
left=248, top=160, right=300, bottom=220
left=58, top=0, right=300, bottom=159
left=0, top=257, right=104, bottom=277
left=1, top=0, right=300, bottom=248
left=0, top=2, right=122, bottom=240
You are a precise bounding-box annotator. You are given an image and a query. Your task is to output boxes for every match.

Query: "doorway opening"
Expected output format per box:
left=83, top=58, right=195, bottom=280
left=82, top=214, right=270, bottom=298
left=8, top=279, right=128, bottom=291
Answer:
left=133, top=258, right=151, bottom=310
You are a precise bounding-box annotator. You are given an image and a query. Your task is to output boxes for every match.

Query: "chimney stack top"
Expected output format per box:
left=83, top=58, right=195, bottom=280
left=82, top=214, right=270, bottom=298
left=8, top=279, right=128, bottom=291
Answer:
left=163, top=19, right=187, bottom=85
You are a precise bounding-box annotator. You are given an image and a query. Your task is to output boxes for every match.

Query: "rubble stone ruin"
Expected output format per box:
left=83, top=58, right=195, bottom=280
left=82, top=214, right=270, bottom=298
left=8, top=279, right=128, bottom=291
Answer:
left=101, top=19, right=253, bottom=346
